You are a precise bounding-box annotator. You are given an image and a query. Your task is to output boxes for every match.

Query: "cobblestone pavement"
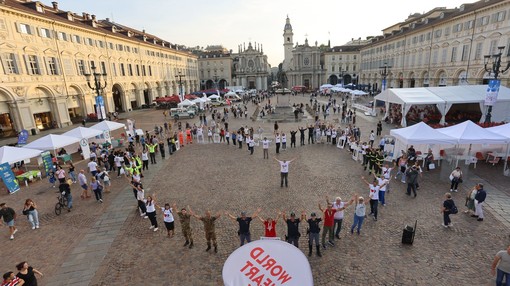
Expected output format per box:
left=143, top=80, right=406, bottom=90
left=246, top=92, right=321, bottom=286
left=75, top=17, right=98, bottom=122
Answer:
left=0, top=95, right=509, bottom=285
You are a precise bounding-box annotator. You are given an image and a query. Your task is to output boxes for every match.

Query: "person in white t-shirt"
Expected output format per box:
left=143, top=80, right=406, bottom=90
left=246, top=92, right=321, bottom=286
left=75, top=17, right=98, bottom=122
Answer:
left=375, top=173, right=390, bottom=206
left=262, top=137, right=272, bottom=159
left=87, top=159, right=98, bottom=177
left=327, top=196, right=355, bottom=239
left=362, top=176, right=387, bottom=221
left=274, top=158, right=295, bottom=187
left=248, top=136, right=255, bottom=155
left=158, top=203, right=175, bottom=237
left=275, top=133, right=281, bottom=154
left=369, top=131, right=376, bottom=147
left=281, top=133, right=287, bottom=150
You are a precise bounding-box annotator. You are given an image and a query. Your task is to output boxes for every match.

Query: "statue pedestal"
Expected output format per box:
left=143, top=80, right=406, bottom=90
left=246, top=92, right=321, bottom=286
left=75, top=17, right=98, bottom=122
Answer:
left=277, top=93, right=291, bottom=107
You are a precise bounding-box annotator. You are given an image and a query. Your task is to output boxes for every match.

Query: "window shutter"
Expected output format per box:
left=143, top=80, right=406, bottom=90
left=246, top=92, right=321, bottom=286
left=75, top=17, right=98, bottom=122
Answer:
left=54, top=57, right=61, bottom=75
left=13, top=54, right=21, bottom=74
left=43, top=56, right=50, bottom=74
left=36, top=56, right=44, bottom=75
left=15, top=22, right=20, bottom=33
left=0, top=54, right=7, bottom=74
left=23, top=55, right=31, bottom=75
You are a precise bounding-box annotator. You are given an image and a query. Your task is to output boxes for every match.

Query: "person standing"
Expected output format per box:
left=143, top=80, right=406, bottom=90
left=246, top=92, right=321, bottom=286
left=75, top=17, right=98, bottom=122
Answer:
left=176, top=205, right=193, bottom=249
left=78, top=170, right=90, bottom=199
left=141, top=149, right=149, bottom=171
left=1, top=272, right=24, bottom=286
left=449, top=166, right=463, bottom=192
left=441, top=192, right=457, bottom=228
left=275, top=133, right=281, bottom=154
left=274, top=158, right=296, bottom=188
left=0, top=203, right=17, bottom=240
left=376, top=121, right=382, bottom=136
left=299, top=127, right=305, bottom=146
left=319, top=203, right=337, bottom=248
left=90, top=177, right=103, bottom=203
left=405, top=165, right=419, bottom=197
left=67, top=161, right=77, bottom=183
left=327, top=196, right=354, bottom=239
left=248, top=136, right=255, bottom=155
left=282, top=211, right=304, bottom=248
left=190, top=207, right=221, bottom=253
left=491, top=245, right=510, bottom=286
left=87, top=159, right=98, bottom=178
left=375, top=173, right=390, bottom=206
left=262, top=137, right=271, bottom=159
left=258, top=213, right=279, bottom=238
left=369, top=131, right=375, bottom=147
left=304, top=212, right=322, bottom=257
left=473, top=183, right=486, bottom=221
left=350, top=195, right=369, bottom=235
left=16, top=261, right=43, bottom=286
left=281, top=132, right=287, bottom=150
left=145, top=195, right=158, bottom=232
left=146, top=142, right=158, bottom=164
left=22, top=199, right=39, bottom=230
left=226, top=209, right=261, bottom=246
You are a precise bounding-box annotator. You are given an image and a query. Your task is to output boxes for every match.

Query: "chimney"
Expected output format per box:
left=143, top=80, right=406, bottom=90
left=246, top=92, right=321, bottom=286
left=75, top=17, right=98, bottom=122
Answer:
left=82, top=12, right=87, bottom=19
left=91, top=15, right=96, bottom=21
left=51, top=1, right=58, bottom=9
left=106, top=17, right=110, bottom=22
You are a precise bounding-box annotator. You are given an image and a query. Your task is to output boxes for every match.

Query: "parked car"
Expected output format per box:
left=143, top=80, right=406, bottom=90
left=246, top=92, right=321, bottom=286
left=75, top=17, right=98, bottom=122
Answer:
left=170, top=108, right=195, bottom=119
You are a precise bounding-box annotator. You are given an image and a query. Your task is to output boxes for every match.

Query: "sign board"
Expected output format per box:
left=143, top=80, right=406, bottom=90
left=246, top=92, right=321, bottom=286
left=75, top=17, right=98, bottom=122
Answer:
left=17, top=129, right=29, bottom=145
left=41, top=151, right=55, bottom=175
left=80, top=138, right=90, bottom=160
left=485, top=79, right=501, bottom=106
left=95, top=95, right=107, bottom=120
left=0, top=162, right=20, bottom=194
left=222, top=240, right=313, bottom=286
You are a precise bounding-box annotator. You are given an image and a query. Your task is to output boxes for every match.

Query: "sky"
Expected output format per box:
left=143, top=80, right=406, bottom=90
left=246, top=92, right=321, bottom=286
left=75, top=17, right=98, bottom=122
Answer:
left=42, top=0, right=472, bottom=67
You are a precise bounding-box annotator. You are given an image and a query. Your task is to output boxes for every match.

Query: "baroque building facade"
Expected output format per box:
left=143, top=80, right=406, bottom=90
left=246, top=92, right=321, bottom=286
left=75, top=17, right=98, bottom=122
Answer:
left=0, top=0, right=199, bottom=136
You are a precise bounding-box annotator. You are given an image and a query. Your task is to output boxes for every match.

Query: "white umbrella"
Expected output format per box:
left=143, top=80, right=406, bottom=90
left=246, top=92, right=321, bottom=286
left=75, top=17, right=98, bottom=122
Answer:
left=0, top=146, right=42, bottom=165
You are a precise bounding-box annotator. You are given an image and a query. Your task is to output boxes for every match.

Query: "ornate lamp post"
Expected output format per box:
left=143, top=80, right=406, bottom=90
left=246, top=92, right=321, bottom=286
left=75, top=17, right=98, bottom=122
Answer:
left=84, top=64, right=107, bottom=121
left=340, top=70, right=345, bottom=86
left=175, top=71, right=185, bottom=101
left=379, top=63, right=391, bottom=92
left=484, top=46, right=510, bottom=123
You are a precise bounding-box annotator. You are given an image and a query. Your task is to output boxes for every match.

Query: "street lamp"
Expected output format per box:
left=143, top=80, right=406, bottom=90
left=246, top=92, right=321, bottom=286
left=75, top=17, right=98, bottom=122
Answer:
left=84, top=64, right=107, bottom=121
left=379, top=63, right=391, bottom=92
left=483, top=46, right=510, bottom=123
left=175, top=71, right=185, bottom=101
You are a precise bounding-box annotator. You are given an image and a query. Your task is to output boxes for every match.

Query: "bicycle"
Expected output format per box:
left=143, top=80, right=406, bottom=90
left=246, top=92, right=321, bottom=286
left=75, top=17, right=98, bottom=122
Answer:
left=54, top=193, right=68, bottom=216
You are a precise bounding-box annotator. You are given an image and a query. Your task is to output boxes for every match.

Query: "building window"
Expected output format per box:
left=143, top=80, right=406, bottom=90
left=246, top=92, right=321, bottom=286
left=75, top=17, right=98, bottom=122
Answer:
left=489, top=39, right=499, bottom=55
left=480, top=16, right=489, bottom=26
left=97, top=40, right=104, bottom=48
left=126, top=46, right=131, bottom=52
left=434, top=30, right=442, bottom=38
left=26, top=55, right=41, bottom=75
left=331, top=66, right=335, bottom=72
left=474, top=42, right=483, bottom=60
left=496, top=11, right=506, bottom=22
left=464, top=20, right=474, bottom=30
left=19, top=23, right=32, bottom=34
left=57, top=32, right=67, bottom=41
left=452, top=23, right=462, bottom=33
left=1, top=53, right=20, bottom=74
left=136, top=65, right=140, bottom=76
left=39, top=28, right=51, bottom=38
left=128, top=64, right=133, bottom=76
left=109, top=43, right=114, bottom=49
left=87, top=38, right=94, bottom=46
left=451, top=47, right=458, bottom=62
left=100, top=61, right=107, bottom=74
left=461, top=45, right=469, bottom=61
left=72, top=35, right=81, bottom=44
left=444, top=27, right=450, bottom=36
left=120, top=63, right=125, bottom=76
left=46, top=57, right=59, bottom=75
left=76, top=59, right=86, bottom=75
left=142, top=65, right=146, bottom=76
left=148, top=65, right=152, bottom=76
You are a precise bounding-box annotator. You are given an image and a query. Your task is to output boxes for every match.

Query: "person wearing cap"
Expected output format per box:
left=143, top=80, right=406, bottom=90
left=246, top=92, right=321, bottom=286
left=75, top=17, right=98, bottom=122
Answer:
left=0, top=203, right=17, bottom=240
left=274, top=158, right=296, bottom=188
left=226, top=209, right=261, bottom=246
left=282, top=211, right=305, bottom=248
left=262, top=137, right=272, bottom=159
left=327, top=195, right=355, bottom=239
left=350, top=194, right=370, bottom=235
left=258, top=212, right=280, bottom=238
left=304, top=212, right=322, bottom=257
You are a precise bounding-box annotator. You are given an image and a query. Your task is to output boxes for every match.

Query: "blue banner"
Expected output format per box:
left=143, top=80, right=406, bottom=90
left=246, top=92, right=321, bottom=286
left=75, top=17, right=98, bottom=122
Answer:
left=41, top=151, right=55, bottom=175
left=485, top=79, right=500, bottom=106
left=95, top=95, right=106, bottom=120
left=17, top=129, right=29, bottom=145
left=0, top=162, right=20, bottom=194
left=382, top=79, right=387, bottom=91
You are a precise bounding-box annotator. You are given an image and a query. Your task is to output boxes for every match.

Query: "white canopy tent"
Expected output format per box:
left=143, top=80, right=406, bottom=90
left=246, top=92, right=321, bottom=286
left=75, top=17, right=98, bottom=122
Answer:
left=390, top=122, right=457, bottom=145
left=177, top=99, right=196, bottom=107
left=0, top=146, right=42, bottom=165
left=62, top=127, right=103, bottom=139
left=374, top=85, right=510, bottom=126
left=436, top=120, right=509, bottom=145
left=487, top=123, right=510, bottom=174
left=208, top=94, right=220, bottom=99
left=23, top=134, right=80, bottom=151
left=90, top=120, right=125, bottom=132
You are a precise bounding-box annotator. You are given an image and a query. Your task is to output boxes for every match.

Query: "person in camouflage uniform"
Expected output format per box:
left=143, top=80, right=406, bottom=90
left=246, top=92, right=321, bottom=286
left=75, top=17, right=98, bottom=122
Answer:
left=176, top=205, right=193, bottom=249
left=190, top=207, right=221, bottom=253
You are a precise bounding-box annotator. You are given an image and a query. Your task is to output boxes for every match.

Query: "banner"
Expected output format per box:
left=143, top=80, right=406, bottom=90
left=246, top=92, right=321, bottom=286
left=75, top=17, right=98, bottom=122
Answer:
left=17, top=129, right=29, bottom=145
left=222, top=240, right=313, bottom=286
left=103, top=130, right=111, bottom=144
left=80, top=138, right=90, bottom=160
left=127, top=119, right=135, bottom=136
left=0, top=162, right=20, bottom=194
left=41, top=151, right=55, bottom=175
left=95, top=95, right=107, bottom=120
left=382, top=78, right=387, bottom=91
left=485, top=79, right=501, bottom=106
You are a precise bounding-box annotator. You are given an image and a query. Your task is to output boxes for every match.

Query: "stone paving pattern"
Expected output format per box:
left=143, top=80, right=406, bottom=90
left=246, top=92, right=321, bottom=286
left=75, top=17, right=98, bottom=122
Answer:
left=0, top=95, right=508, bottom=285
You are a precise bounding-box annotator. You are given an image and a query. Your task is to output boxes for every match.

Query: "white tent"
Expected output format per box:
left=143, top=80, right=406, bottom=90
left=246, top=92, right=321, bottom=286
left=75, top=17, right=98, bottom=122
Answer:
left=90, top=120, right=125, bottom=131
left=487, top=123, right=510, bottom=173
left=23, top=134, right=80, bottom=151
left=177, top=99, right=195, bottom=107
left=202, top=95, right=211, bottom=102
left=225, top=91, right=237, bottom=96
left=374, top=85, right=510, bottom=126
left=390, top=122, right=457, bottom=145
left=62, top=127, right=103, bottom=139
left=437, top=120, right=509, bottom=144
left=208, top=94, right=220, bottom=99
left=0, top=146, right=42, bottom=165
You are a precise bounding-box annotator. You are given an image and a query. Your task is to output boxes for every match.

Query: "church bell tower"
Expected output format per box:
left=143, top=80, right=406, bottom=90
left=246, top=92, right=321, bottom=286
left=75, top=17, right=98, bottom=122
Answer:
left=282, top=15, right=293, bottom=71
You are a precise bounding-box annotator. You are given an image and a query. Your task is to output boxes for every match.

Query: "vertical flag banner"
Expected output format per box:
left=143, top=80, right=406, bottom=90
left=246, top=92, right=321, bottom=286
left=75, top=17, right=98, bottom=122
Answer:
left=41, top=151, right=55, bottom=175
left=0, top=162, right=20, bottom=194
left=17, top=129, right=29, bottom=145
left=96, top=95, right=107, bottom=120
left=80, top=138, right=90, bottom=160
left=485, top=79, right=501, bottom=106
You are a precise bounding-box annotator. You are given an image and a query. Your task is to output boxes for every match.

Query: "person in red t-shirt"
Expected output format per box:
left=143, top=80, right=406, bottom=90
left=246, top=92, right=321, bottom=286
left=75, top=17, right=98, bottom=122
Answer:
left=319, top=202, right=338, bottom=249
left=1, top=271, right=24, bottom=286
left=258, top=213, right=280, bottom=238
